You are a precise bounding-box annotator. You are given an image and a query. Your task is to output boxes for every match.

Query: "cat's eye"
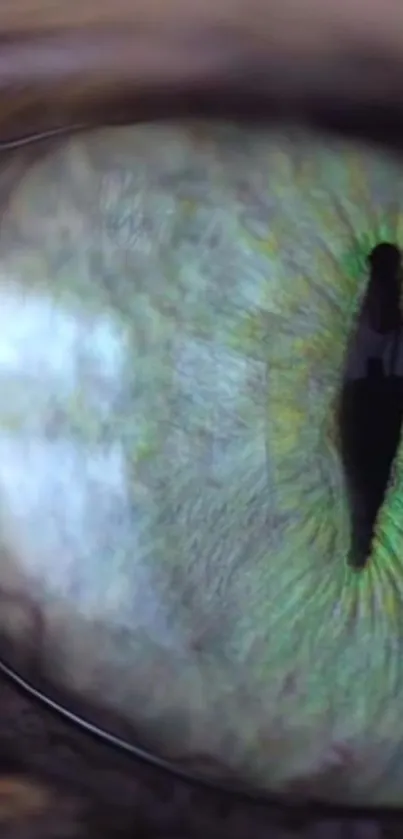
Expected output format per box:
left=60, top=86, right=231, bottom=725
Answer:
left=1, top=122, right=403, bottom=811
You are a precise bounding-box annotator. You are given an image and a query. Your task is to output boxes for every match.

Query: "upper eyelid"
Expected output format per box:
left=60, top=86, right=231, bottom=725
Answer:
left=0, top=22, right=400, bottom=153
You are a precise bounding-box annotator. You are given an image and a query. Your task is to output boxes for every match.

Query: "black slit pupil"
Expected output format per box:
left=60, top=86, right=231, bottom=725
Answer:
left=340, top=243, right=403, bottom=569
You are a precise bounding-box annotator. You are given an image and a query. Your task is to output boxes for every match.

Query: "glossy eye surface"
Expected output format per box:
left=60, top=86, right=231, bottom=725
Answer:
left=0, top=123, right=403, bottom=806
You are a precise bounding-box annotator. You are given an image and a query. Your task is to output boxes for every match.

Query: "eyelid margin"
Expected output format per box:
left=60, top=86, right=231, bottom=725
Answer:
left=0, top=15, right=401, bottom=153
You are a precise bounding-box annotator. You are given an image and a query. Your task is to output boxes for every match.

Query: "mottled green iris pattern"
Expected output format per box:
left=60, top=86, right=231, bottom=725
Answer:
left=0, top=124, right=402, bottom=805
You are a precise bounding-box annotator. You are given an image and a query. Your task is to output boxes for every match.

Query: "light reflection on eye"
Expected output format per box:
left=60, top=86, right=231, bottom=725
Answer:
left=1, top=124, right=403, bottom=807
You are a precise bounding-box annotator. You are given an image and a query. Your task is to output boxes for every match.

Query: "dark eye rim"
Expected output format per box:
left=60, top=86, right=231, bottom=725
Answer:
left=1, top=85, right=403, bottom=156
left=0, top=648, right=401, bottom=821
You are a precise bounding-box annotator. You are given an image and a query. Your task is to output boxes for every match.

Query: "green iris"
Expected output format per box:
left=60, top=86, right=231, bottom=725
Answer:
left=1, top=124, right=403, bottom=805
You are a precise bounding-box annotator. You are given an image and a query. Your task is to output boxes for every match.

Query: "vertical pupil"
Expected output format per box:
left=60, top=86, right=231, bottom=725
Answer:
left=341, top=243, right=403, bottom=569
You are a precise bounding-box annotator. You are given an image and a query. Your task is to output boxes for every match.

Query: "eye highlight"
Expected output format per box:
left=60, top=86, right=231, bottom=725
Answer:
left=1, top=124, right=403, bottom=807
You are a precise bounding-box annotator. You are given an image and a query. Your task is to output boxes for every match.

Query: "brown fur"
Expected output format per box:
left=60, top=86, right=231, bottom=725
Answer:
left=0, top=1, right=400, bottom=144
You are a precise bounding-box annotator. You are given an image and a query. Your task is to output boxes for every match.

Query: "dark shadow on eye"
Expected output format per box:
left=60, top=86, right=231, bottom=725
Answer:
left=340, top=243, right=403, bottom=569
